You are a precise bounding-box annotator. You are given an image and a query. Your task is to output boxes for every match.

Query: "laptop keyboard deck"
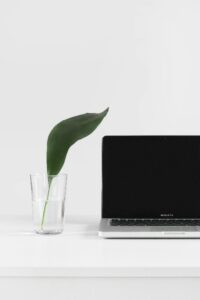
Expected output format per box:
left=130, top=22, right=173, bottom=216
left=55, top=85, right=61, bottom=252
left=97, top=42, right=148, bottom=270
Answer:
left=111, top=219, right=200, bottom=226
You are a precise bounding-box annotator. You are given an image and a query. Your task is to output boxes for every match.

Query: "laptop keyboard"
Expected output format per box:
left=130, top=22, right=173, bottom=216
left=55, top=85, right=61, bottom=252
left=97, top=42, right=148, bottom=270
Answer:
left=110, top=219, right=200, bottom=226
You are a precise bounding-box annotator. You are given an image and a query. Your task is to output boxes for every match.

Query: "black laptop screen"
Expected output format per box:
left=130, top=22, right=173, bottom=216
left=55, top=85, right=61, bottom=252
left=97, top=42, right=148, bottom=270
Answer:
left=102, top=136, right=200, bottom=219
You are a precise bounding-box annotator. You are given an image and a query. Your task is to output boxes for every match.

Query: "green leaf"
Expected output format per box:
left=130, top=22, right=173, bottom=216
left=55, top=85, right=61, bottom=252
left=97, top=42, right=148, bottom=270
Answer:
left=47, top=108, right=109, bottom=175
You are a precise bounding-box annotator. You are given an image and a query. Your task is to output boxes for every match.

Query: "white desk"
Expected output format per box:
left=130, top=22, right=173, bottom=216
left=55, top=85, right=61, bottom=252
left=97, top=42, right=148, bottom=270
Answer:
left=1, top=215, right=200, bottom=299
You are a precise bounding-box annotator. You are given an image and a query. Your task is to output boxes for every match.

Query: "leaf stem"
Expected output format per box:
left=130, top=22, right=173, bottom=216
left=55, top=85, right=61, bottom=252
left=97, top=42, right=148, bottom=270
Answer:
left=41, top=178, right=52, bottom=231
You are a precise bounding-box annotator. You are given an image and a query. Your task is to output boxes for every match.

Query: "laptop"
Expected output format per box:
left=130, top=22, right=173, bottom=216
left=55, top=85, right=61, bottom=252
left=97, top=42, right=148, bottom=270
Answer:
left=99, top=135, right=200, bottom=238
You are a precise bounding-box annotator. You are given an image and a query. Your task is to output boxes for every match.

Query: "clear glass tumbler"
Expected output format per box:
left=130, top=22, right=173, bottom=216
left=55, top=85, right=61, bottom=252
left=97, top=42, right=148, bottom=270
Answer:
left=30, top=173, right=67, bottom=234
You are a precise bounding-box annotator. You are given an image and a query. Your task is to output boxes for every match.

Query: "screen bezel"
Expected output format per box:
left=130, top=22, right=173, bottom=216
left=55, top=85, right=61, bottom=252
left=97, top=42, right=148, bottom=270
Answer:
left=102, top=135, right=200, bottom=219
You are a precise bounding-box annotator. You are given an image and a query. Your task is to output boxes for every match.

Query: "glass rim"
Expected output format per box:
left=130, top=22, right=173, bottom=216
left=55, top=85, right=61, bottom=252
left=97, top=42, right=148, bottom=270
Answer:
left=30, top=173, right=67, bottom=178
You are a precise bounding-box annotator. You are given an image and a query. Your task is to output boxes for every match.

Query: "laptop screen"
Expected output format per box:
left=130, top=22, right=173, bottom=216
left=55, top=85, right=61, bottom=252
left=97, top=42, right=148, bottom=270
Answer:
left=102, top=136, right=200, bottom=219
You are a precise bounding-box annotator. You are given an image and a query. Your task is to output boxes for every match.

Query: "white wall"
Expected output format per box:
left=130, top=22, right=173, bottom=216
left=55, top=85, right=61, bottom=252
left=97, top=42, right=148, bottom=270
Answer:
left=1, top=0, right=200, bottom=216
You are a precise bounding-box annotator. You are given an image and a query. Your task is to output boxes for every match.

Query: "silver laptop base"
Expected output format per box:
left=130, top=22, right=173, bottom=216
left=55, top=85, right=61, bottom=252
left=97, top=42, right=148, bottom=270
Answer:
left=99, top=219, right=200, bottom=238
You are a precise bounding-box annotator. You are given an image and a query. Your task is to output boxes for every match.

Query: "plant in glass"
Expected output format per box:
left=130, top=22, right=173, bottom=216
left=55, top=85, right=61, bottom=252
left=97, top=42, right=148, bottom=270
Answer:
left=30, top=108, right=109, bottom=234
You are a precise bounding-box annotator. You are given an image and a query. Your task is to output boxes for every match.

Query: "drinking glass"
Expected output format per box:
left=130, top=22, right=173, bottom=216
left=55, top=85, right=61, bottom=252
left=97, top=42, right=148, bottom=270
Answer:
left=30, top=173, right=67, bottom=234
